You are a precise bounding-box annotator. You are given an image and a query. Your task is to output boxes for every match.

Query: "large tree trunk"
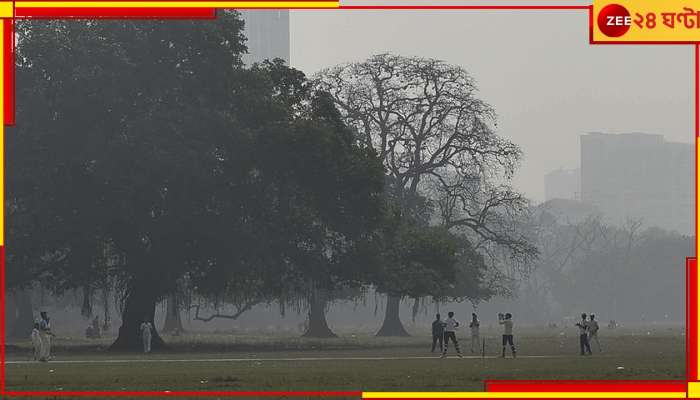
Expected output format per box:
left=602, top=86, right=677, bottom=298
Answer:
left=109, top=283, right=165, bottom=352
left=81, top=286, right=92, bottom=318
left=302, top=290, right=336, bottom=338
left=376, top=295, right=409, bottom=337
left=161, top=294, right=184, bottom=334
left=101, top=287, right=112, bottom=332
left=10, top=288, right=34, bottom=339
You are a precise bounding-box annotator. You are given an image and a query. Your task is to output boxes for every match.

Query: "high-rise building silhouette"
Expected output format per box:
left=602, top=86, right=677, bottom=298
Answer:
left=580, top=132, right=693, bottom=235
left=240, top=10, right=290, bottom=65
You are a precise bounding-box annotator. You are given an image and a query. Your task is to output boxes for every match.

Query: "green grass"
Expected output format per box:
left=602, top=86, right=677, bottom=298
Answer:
left=4, top=327, right=686, bottom=399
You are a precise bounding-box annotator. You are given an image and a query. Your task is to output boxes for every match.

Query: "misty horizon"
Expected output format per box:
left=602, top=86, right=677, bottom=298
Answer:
left=290, top=8, right=693, bottom=202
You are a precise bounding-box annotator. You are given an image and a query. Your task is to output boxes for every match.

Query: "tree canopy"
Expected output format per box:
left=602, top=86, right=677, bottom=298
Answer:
left=8, top=21, right=519, bottom=346
left=8, top=15, right=387, bottom=348
left=314, top=54, right=535, bottom=335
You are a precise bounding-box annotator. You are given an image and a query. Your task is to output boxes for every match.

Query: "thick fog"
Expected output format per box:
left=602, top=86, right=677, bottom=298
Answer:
left=6, top=7, right=692, bottom=343
left=290, top=6, right=694, bottom=202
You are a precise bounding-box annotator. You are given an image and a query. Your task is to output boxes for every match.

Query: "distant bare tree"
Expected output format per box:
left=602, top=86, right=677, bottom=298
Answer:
left=315, top=54, right=518, bottom=191
left=518, top=209, right=604, bottom=318
left=315, top=54, right=537, bottom=335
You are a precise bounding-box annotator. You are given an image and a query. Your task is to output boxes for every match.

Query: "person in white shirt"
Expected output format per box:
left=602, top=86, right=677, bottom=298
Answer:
left=139, top=318, right=153, bottom=353
left=30, top=321, right=42, bottom=361
left=499, top=313, right=516, bottom=358
left=441, top=311, right=463, bottom=358
left=588, top=314, right=601, bottom=352
left=38, top=311, right=53, bottom=361
left=576, top=313, right=592, bottom=356
left=469, top=313, right=480, bottom=354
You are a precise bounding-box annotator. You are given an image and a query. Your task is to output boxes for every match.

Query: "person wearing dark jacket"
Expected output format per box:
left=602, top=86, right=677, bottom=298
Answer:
left=576, top=313, right=592, bottom=356
left=431, top=314, right=445, bottom=353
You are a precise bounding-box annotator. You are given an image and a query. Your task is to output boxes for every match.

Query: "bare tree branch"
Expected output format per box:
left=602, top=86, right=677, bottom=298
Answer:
left=189, top=301, right=256, bottom=323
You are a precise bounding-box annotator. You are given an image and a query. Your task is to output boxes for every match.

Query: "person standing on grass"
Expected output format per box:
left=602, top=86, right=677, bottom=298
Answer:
left=469, top=313, right=480, bottom=354
left=576, top=313, right=592, bottom=356
left=139, top=318, right=153, bottom=353
left=431, top=313, right=445, bottom=353
left=441, top=311, right=463, bottom=358
left=92, top=316, right=101, bottom=338
left=588, top=314, right=601, bottom=352
left=30, top=320, right=42, bottom=361
left=499, top=313, right=516, bottom=358
left=38, top=311, right=53, bottom=361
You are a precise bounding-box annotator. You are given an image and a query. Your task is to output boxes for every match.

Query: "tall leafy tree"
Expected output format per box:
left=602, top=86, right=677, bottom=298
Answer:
left=314, top=54, right=535, bottom=335
left=249, top=78, right=385, bottom=337
left=10, top=16, right=387, bottom=349
left=11, top=14, right=250, bottom=350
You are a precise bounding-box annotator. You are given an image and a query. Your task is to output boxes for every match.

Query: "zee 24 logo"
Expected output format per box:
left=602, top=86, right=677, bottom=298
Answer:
left=597, top=3, right=700, bottom=38
left=597, top=4, right=632, bottom=37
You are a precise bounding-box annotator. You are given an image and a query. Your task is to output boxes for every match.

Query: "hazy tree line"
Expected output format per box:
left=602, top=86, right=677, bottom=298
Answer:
left=6, top=13, right=690, bottom=353
left=14, top=11, right=687, bottom=351
left=506, top=200, right=691, bottom=323
left=5, top=12, right=536, bottom=351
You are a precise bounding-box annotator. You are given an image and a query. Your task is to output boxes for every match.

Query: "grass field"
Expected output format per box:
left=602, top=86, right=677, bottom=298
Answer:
left=4, top=326, right=686, bottom=399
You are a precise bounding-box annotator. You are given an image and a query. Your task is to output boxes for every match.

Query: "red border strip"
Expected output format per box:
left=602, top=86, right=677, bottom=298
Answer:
left=688, top=258, right=697, bottom=381
left=1, top=249, right=5, bottom=395
left=3, top=19, right=13, bottom=127
left=15, top=7, right=218, bottom=19
left=484, top=380, right=687, bottom=393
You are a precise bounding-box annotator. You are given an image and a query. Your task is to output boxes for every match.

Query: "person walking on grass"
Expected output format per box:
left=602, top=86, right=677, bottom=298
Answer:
left=499, top=313, right=516, bottom=358
left=441, top=311, right=463, bottom=358
left=469, top=313, right=480, bottom=354
left=588, top=314, right=601, bottom=352
left=431, top=313, right=445, bottom=353
left=576, top=313, right=592, bottom=356
left=139, top=318, right=153, bottom=353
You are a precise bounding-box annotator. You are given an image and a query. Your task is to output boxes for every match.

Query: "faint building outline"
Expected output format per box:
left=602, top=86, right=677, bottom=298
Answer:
left=579, top=132, right=693, bottom=235
left=544, top=168, right=580, bottom=201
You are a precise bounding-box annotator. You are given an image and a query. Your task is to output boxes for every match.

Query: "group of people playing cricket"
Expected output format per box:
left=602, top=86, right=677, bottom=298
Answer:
left=431, top=311, right=601, bottom=358
left=28, top=310, right=603, bottom=361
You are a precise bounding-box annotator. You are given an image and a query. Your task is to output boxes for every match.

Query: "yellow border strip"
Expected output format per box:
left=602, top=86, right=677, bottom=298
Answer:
left=0, top=2, right=12, bottom=17
left=14, top=1, right=338, bottom=8
left=362, top=392, right=687, bottom=399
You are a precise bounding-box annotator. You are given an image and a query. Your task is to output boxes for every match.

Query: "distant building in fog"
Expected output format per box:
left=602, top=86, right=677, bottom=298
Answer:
left=544, top=168, right=580, bottom=201
left=240, top=10, right=290, bottom=65
left=580, top=132, right=693, bottom=235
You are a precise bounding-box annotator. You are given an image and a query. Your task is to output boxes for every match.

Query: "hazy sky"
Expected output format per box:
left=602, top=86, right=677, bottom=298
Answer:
left=289, top=4, right=694, bottom=201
